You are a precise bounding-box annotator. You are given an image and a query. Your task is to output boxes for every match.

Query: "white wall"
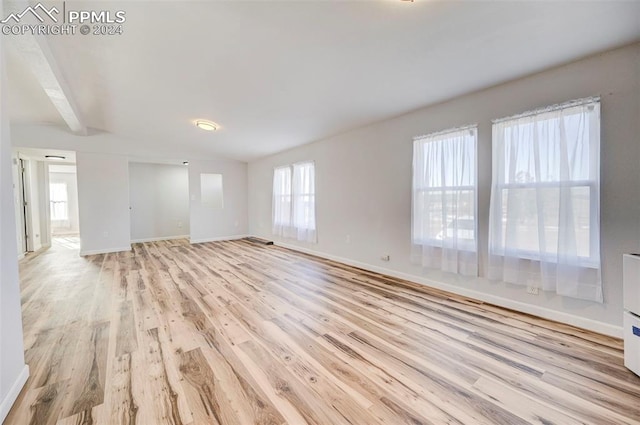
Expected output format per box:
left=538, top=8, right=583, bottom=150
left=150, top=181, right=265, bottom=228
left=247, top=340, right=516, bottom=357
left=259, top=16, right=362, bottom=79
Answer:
left=0, top=6, right=29, bottom=418
left=49, top=166, right=80, bottom=236
left=76, top=152, right=131, bottom=255
left=249, top=43, right=640, bottom=336
left=129, top=162, right=189, bottom=242
left=189, top=159, right=248, bottom=243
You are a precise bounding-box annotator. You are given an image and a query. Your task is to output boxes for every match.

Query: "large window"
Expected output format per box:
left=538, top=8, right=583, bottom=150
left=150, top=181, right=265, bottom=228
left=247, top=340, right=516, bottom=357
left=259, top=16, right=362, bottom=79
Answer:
left=488, top=97, right=601, bottom=302
left=272, top=161, right=316, bottom=243
left=49, top=182, right=69, bottom=221
left=412, top=126, right=477, bottom=276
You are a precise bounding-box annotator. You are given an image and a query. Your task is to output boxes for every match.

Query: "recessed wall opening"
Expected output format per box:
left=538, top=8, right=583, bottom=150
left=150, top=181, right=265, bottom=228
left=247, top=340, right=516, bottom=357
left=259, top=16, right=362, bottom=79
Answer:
left=200, top=173, right=224, bottom=209
left=129, top=162, right=190, bottom=243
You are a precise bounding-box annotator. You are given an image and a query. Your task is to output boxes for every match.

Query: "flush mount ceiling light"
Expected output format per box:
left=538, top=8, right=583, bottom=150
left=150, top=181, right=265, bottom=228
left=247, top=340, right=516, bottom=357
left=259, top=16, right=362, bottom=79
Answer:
left=45, top=155, right=66, bottom=160
left=195, top=120, right=219, bottom=131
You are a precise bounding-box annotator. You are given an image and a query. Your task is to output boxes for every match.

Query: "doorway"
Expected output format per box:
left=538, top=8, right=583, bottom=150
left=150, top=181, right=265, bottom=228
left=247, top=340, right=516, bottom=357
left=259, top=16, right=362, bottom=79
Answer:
left=12, top=149, right=79, bottom=256
left=13, top=155, right=44, bottom=254
left=48, top=164, right=80, bottom=247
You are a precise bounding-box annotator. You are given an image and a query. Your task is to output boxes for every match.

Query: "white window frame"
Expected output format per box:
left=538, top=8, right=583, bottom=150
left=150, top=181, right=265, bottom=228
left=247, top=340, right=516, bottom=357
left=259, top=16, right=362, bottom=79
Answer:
left=489, top=98, right=601, bottom=268
left=412, top=126, right=478, bottom=251
left=272, top=161, right=316, bottom=242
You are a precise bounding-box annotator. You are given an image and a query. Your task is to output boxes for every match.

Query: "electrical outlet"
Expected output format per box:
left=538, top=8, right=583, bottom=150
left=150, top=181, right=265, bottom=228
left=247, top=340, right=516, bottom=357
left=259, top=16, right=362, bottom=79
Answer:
left=103, top=231, right=109, bottom=238
left=526, top=286, right=540, bottom=295
left=381, top=255, right=390, bottom=261
left=178, top=221, right=183, bottom=228
left=345, top=235, right=351, bottom=243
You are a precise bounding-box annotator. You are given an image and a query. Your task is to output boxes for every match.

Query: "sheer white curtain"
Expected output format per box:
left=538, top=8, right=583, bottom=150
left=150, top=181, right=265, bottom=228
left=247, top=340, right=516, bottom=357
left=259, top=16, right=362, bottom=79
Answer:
left=488, top=98, right=602, bottom=302
left=292, top=162, right=317, bottom=243
left=272, top=162, right=317, bottom=243
left=272, top=166, right=293, bottom=237
left=412, top=126, right=477, bottom=276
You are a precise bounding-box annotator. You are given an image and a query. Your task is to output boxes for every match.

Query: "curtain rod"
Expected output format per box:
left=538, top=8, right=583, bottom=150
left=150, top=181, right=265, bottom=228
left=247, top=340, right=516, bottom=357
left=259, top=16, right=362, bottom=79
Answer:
left=492, top=96, right=600, bottom=124
left=413, top=123, right=477, bottom=142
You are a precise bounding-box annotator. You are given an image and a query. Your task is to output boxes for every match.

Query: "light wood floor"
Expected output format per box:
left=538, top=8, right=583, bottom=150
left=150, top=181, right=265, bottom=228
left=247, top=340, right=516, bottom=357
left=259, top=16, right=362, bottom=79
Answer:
left=51, top=236, right=81, bottom=250
left=6, top=239, right=640, bottom=425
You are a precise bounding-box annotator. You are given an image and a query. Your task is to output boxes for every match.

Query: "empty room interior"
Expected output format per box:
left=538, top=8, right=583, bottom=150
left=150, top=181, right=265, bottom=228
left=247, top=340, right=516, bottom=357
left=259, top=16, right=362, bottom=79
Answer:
left=1, top=1, right=640, bottom=424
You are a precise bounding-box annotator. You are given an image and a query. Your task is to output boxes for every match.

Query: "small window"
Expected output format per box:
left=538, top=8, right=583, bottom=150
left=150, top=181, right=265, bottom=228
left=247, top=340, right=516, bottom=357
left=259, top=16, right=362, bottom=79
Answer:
left=272, top=161, right=316, bottom=243
left=50, top=182, right=69, bottom=221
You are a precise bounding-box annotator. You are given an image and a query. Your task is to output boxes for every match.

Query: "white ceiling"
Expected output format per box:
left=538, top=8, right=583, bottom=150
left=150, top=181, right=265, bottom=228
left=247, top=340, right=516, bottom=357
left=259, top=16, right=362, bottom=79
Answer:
left=7, top=0, right=640, bottom=162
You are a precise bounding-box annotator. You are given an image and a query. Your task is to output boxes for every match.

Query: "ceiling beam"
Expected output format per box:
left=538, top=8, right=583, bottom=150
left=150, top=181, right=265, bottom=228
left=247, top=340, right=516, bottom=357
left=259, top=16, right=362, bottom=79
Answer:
left=5, top=2, right=86, bottom=135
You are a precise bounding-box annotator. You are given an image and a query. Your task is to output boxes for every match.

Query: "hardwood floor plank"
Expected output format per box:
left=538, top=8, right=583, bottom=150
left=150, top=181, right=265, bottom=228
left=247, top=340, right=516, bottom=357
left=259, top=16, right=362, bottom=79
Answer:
left=106, top=353, right=138, bottom=425
left=239, top=338, right=356, bottom=425
left=132, top=327, right=191, bottom=425
left=178, top=348, right=226, bottom=425
left=470, top=376, right=586, bottom=425
left=197, top=343, right=286, bottom=425
left=199, top=296, right=311, bottom=425
left=226, top=303, right=380, bottom=418
left=270, top=314, right=454, bottom=425
left=6, top=238, right=640, bottom=425
left=60, top=321, right=110, bottom=420
left=540, top=371, right=640, bottom=419
left=27, top=380, right=69, bottom=425
left=115, top=301, right=138, bottom=356
left=132, top=288, right=160, bottom=331
left=25, top=323, right=75, bottom=390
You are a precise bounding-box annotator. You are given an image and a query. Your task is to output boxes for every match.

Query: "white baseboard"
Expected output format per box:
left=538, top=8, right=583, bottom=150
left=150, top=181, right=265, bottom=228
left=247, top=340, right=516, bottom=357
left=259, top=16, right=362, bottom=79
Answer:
left=0, top=365, right=29, bottom=423
left=17, top=252, right=25, bottom=260
left=190, top=234, right=248, bottom=244
left=274, top=241, right=623, bottom=338
left=131, top=235, right=189, bottom=243
left=79, top=246, right=132, bottom=256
